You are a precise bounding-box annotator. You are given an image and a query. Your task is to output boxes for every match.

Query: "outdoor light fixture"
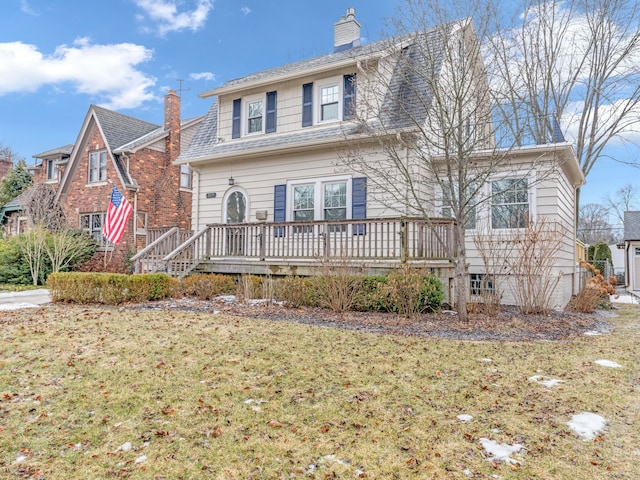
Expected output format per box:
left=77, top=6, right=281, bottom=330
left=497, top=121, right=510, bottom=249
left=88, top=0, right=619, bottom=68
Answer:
left=228, top=177, right=235, bottom=186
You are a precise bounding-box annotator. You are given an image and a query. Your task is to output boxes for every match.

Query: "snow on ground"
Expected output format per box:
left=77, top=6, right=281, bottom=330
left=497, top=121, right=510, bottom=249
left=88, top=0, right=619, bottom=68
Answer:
left=594, top=359, right=623, bottom=368
left=528, top=375, right=565, bottom=388
left=567, top=412, right=607, bottom=440
left=0, top=303, right=40, bottom=310
left=479, top=438, right=523, bottom=465
left=457, top=414, right=474, bottom=422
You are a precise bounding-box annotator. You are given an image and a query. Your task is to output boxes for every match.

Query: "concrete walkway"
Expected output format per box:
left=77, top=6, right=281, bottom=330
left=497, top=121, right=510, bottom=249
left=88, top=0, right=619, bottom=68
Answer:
left=0, top=289, right=51, bottom=310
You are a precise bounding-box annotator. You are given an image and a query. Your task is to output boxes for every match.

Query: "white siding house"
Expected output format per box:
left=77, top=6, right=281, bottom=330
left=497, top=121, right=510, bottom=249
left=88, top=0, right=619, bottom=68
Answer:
left=165, top=8, right=585, bottom=309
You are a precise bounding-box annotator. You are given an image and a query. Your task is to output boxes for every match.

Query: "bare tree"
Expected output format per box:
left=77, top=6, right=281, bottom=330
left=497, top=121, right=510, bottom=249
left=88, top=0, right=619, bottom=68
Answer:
left=20, top=183, right=95, bottom=282
left=342, top=0, right=561, bottom=321
left=487, top=0, right=640, bottom=213
left=604, top=183, right=639, bottom=224
left=578, top=202, right=616, bottom=244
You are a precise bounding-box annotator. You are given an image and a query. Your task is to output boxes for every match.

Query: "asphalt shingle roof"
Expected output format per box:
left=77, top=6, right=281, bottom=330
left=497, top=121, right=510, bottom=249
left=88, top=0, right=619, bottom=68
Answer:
left=624, top=211, right=640, bottom=240
left=32, top=145, right=74, bottom=159
left=92, top=105, right=160, bottom=151
left=180, top=24, right=450, bottom=164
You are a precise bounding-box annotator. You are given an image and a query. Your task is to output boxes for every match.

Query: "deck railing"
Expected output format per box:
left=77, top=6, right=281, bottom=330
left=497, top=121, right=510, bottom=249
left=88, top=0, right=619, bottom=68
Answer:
left=161, top=217, right=456, bottom=277
left=131, top=227, right=193, bottom=274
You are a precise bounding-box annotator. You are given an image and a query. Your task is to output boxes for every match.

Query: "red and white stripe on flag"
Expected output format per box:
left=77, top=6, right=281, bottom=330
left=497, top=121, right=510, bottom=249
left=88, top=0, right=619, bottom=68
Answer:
left=103, top=186, right=133, bottom=245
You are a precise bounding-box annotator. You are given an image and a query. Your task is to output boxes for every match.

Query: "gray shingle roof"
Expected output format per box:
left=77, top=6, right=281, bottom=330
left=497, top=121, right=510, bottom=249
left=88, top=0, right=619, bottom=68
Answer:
left=33, top=144, right=74, bottom=159
left=92, top=105, right=160, bottom=151
left=181, top=24, right=451, bottom=164
left=624, top=211, right=640, bottom=240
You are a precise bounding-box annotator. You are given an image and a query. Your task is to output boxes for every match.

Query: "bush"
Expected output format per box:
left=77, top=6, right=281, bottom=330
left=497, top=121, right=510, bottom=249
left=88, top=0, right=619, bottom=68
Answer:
left=47, top=272, right=175, bottom=304
left=0, top=236, right=33, bottom=285
left=129, top=273, right=177, bottom=301
left=276, top=276, right=313, bottom=308
left=179, top=274, right=236, bottom=300
left=352, top=276, right=390, bottom=312
left=385, top=265, right=444, bottom=317
left=236, top=274, right=263, bottom=303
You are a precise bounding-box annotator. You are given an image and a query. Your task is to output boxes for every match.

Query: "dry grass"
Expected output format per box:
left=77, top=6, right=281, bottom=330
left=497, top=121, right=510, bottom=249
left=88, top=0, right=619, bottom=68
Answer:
left=1, top=304, right=639, bottom=479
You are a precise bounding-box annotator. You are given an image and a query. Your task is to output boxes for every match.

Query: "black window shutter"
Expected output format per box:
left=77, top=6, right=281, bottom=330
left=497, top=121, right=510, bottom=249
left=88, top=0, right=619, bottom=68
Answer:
left=352, top=177, right=366, bottom=235
left=274, top=184, right=286, bottom=237
left=266, top=91, right=277, bottom=133
left=343, top=74, right=356, bottom=120
left=232, top=98, right=241, bottom=138
left=302, top=83, right=313, bottom=127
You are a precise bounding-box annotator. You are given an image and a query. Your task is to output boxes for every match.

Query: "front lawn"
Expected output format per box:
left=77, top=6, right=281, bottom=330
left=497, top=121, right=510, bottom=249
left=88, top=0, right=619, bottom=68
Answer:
left=1, top=304, right=638, bottom=479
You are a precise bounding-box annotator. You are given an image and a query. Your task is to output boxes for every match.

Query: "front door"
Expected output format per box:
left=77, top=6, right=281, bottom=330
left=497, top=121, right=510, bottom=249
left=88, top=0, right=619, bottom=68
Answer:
left=225, top=191, right=246, bottom=256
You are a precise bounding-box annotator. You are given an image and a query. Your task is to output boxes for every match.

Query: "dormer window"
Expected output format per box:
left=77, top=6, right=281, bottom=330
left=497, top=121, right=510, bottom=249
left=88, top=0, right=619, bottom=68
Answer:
left=232, top=91, right=277, bottom=139
left=247, top=100, right=263, bottom=133
left=302, top=74, right=356, bottom=127
left=321, top=85, right=339, bottom=121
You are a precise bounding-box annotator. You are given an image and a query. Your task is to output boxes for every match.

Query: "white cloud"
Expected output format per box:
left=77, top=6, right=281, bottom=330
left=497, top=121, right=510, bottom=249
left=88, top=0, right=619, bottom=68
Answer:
left=133, top=0, right=214, bottom=36
left=241, top=6, right=251, bottom=16
left=20, top=0, right=37, bottom=15
left=190, top=71, right=215, bottom=81
left=0, top=38, right=156, bottom=109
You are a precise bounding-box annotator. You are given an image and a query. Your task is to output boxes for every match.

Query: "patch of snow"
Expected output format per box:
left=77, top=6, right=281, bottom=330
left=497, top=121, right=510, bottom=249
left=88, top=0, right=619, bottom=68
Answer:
left=480, top=358, right=493, bottom=363
left=14, top=455, right=27, bottom=463
left=217, top=295, right=236, bottom=303
left=479, top=438, right=523, bottom=465
left=583, top=331, right=602, bottom=336
left=464, top=469, right=473, bottom=477
left=118, top=442, right=132, bottom=452
left=243, top=398, right=267, bottom=404
left=568, top=412, right=607, bottom=440
left=491, top=428, right=502, bottom=433
left=355, top=469, right=366, bottom=477
left=457, top=414, right=474, bottom=422
left=320, top=454, right=350, bottom=466
left=594, top=359, right=623, bottom=368
left=528, top=375, right=565, bottom=388
left=135, top=455, right=147, bottom=464
left=0, top=303, right=39, bottom=310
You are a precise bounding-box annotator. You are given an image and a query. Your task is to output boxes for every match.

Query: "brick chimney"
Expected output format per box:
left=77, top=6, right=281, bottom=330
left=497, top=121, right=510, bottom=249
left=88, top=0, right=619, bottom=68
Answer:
left=0, top=157, right=12, bottom=180
left=334, top=8, right=361, bottom=52
left=164, top=90, right=181, bottom=162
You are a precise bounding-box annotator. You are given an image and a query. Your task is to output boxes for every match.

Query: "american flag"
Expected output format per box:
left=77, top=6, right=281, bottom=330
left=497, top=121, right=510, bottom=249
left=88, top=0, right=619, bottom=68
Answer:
left=103, top=186, right=133, bottom=245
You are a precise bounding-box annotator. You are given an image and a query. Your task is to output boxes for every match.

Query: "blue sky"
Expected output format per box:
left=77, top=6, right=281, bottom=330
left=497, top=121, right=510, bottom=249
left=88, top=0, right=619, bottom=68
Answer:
left=0, top=0, right=638, bottom=211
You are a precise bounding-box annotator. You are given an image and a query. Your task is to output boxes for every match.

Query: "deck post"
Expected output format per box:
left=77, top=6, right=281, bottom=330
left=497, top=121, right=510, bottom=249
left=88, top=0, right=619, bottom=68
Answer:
left=259, top=224, right=266, bottom=261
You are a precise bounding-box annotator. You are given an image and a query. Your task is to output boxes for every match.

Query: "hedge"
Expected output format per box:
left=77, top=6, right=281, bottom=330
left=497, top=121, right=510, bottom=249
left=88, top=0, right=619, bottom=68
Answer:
left=47, top=272, right=175, bottom=304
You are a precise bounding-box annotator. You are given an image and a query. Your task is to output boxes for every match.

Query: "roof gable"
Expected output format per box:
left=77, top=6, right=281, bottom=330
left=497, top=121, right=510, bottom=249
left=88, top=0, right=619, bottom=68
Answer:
left=92, top=106, right=159, bottom=151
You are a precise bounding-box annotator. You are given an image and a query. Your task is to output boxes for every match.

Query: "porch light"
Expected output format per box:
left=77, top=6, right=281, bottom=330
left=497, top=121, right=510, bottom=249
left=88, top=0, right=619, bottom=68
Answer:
left=228, top=177, right=235, bottom=186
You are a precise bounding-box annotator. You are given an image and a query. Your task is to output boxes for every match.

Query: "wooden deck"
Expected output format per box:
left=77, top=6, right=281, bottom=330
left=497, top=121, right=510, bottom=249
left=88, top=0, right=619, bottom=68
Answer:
left=132, top=217, right=457, bottom=277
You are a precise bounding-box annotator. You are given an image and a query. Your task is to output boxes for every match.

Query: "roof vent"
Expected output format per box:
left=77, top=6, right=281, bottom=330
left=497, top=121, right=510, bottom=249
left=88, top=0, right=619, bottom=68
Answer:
left=334, top=8, right=361, bottom=53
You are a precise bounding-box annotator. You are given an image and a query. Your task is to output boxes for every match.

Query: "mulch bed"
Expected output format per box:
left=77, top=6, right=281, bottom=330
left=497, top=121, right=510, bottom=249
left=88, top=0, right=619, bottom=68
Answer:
left=125, top=297, right=612, bottom=342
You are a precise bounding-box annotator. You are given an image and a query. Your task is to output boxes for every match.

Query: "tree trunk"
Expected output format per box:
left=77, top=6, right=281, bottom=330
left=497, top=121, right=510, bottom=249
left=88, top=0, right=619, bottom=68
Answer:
left=454, top=222, right=469, bottom=322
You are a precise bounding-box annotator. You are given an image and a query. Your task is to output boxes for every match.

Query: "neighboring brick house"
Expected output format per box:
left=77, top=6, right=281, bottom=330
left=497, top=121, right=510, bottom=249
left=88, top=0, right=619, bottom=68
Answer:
left=3, top=90, right=202, bottom=272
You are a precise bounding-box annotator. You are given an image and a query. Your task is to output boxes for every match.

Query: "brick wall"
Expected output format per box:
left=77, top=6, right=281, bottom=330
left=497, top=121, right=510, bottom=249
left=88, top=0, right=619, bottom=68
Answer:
left=61, top=96, right=192, bottom=272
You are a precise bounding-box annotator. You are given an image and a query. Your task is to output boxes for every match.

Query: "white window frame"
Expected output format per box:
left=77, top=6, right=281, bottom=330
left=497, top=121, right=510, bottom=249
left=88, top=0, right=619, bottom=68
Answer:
left=287, top=175, right=352, bottom=223
left=80, top=212, right=112, bottom=250
left=222, top=187, right=249, bottom=224
left=489, top=173, right=535, bottom=230
left=180, top=164, right=192, bottom=189
left=88, top=150, right=107, bottom=184
left=315, top=76, right=343, bottom=124
left=243, top=94, right=265, bottom=136
left=135, top=212, right=147, bottom=236
left=46, top=159, right=56, bottom=182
